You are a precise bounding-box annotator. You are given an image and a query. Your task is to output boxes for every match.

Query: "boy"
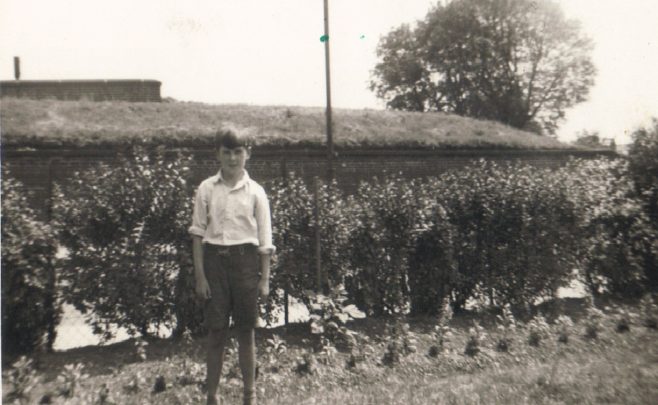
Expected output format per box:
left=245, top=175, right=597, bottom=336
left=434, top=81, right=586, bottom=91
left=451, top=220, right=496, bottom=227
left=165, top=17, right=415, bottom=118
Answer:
left=189, top=129, right=275, bottom=405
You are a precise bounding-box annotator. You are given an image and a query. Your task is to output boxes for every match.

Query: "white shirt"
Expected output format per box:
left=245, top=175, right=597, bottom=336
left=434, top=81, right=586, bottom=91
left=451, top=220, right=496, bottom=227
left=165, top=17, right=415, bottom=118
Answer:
left=189, top=170, right=275, bottom=254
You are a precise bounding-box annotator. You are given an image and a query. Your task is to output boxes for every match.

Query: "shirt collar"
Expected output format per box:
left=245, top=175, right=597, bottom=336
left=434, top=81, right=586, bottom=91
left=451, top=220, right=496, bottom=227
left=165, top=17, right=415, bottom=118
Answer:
left=214, top=169, right=251, bottom=190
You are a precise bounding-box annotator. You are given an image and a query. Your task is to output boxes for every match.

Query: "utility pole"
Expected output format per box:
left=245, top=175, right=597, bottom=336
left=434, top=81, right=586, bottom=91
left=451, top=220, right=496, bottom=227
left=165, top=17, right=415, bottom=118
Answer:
left=323, top=0, right=334, bottom=181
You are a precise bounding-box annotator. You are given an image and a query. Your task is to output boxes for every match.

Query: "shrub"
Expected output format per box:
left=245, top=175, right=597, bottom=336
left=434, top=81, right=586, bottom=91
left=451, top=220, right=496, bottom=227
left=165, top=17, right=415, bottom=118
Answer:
left=438, top=161, right=579, bottom=310
left=53, top=150, right=201, bottom=338
left=1, top=175, right=60, bottom=355
left=408, top=192, right=456, bottom=316
left=564, top=158, right=656, bottom=296
left=627, top=119, right=658, bottom=290
left=266, top=175, right=352, bottom=325
left=345, top=176, right=422, bottom=316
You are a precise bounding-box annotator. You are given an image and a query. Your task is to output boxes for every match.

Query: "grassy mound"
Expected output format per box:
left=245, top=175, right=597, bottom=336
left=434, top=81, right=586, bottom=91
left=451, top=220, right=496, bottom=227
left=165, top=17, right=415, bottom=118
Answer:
left=0, top=99, right=575, bottom=150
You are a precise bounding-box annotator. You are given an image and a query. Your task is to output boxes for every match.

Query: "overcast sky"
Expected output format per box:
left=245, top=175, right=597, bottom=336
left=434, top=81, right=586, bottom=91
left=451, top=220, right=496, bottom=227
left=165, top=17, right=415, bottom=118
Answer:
left=1, top=0, right=656, bottom=144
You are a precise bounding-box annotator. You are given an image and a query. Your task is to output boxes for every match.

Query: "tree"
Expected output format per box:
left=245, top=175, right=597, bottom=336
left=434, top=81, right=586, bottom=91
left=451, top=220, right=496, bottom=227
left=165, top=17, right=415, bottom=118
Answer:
left=370, top=0, right=596, bottom=135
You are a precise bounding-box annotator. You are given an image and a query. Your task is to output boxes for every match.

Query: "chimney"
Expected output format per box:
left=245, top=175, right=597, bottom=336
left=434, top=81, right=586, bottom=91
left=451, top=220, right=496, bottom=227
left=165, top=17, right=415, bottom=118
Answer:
left=14, top=56, right=20, bottom=80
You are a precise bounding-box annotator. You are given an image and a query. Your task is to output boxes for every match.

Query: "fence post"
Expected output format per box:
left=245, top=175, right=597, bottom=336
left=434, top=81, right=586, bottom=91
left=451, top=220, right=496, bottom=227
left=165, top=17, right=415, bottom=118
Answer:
left=281, top=157, right=289, bottom=326
left=314, top=177, right=322, bottom=293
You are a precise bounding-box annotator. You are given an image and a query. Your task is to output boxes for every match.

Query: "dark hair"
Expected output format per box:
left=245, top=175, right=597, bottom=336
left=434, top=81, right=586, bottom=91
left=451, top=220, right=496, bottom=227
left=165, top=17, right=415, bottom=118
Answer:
left=214, top=128, right=251, bottom=150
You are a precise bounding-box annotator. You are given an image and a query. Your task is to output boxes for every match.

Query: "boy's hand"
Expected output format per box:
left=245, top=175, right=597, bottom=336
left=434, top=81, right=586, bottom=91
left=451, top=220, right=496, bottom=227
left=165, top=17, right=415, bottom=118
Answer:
left=257, top=277, right=270, bottom=300
left=195, top=276, right=211, bottom=300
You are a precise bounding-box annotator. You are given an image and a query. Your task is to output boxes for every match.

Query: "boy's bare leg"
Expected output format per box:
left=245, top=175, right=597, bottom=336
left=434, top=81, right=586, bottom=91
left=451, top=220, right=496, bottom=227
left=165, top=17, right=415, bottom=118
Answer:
left=207, top=328, right=229, bottom=405
left=237, top=328, right=256, bottom=405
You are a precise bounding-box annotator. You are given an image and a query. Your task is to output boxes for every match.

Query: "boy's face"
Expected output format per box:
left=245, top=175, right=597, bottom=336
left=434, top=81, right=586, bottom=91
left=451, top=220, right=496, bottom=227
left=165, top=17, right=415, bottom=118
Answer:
left=218, top=146, right=250, bottom=176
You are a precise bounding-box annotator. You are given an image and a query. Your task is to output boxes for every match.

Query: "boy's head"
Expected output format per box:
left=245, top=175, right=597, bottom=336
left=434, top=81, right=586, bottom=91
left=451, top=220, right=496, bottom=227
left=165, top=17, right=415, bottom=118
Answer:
left=215, top=128, right=251, bottom=175
left=214, top=128, right=252, bottom=151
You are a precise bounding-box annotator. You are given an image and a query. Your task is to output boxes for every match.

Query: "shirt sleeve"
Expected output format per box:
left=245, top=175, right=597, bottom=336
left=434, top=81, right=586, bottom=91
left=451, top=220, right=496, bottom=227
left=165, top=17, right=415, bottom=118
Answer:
left=255, top=187, right=276, bottom=255
left=188, top=184, right=208, bottom=238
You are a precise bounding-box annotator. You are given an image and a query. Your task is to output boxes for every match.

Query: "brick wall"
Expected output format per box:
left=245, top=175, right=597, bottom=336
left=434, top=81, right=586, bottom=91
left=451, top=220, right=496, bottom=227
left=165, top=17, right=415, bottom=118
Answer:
left=1, top=147, right=617, bottom=220
left=0, top=80, right=161, bottom=102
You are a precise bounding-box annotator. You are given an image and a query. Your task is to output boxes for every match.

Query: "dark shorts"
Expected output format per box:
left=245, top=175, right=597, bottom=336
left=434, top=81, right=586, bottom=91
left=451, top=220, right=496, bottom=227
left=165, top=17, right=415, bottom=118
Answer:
left=203, top=243, right=261, bottom=330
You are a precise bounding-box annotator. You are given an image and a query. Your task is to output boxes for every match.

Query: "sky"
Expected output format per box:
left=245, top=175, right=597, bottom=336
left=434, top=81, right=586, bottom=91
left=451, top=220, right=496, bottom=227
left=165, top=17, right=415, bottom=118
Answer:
left=1, top=0, right=656, bottom=144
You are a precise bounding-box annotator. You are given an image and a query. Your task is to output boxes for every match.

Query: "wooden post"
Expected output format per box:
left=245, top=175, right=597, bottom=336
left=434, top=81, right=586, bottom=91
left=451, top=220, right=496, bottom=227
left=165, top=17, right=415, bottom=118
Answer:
left=314, top=177, right=322, bottom=292
left=323, top=0, right=334, bottom=182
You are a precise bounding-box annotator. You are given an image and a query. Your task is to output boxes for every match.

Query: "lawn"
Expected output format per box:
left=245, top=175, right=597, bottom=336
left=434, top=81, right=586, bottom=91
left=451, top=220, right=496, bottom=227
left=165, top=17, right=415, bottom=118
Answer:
left=3, top=297, right=657, bottom=404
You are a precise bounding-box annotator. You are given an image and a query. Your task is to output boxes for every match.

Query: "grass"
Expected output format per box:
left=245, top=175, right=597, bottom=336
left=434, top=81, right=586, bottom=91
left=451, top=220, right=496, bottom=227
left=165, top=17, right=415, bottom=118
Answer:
left=0, top=99, right=576, bottom=150
left=3, top=298, right=657, bottom=404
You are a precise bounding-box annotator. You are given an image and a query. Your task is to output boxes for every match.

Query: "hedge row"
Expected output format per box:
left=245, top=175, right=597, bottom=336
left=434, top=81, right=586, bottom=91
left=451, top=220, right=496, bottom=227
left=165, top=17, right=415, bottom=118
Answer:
left=3, top=139, right=657, bottom=354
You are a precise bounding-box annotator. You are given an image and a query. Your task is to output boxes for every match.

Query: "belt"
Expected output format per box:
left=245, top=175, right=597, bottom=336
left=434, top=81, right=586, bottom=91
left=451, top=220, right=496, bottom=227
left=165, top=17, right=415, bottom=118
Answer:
left=204, top=243, right=256, bottom=256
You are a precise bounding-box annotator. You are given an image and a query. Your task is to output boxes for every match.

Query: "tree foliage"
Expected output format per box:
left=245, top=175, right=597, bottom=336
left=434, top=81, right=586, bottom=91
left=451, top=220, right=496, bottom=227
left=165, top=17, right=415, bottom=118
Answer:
left=370, top=0, right=596, bottom=135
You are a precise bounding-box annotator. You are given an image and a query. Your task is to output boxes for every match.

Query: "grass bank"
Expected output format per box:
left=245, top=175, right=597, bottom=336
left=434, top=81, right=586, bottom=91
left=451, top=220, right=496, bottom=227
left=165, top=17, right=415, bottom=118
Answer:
left=0, top=99, right=575, bottom=150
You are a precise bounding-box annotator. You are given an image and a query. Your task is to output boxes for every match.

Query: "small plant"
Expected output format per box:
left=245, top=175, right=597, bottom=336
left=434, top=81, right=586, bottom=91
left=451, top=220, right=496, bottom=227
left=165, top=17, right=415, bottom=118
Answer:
left=307, top=286, right=361, bottom=352
left=429, top=297, right=453, bottom=357
left=263, top=334, right=287, bottom=372
left=526, top=314, right=551, bottom=347
left=464, top=321, right=487, bottom=357
left=554, top=315, right=574, bottom=343
left=382, top=317, right=416, bottom=366
left=495, top=304, right=516, bottom=352
left=612, top=306, right=635, bottom=333
left=56, top=363, right=88, bottom=399
left=2, top=356, right=40, bottom=404
left=294, top=351, right=317, bottom=376
left=583, top=297, right=604, bottom=340
left=152, top=375, right=166, bottom=394
left=640, top=294, right=658, bottom=329
left=134, top=338, right=148, bottom=361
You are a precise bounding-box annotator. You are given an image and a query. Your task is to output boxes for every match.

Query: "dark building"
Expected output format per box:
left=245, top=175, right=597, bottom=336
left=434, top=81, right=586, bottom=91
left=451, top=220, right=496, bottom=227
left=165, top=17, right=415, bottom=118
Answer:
left=0, top=79, right=162, bottom=102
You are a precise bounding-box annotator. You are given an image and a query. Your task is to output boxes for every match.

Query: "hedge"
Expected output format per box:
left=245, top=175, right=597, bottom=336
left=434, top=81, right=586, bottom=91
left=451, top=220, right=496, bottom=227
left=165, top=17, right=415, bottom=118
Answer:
left=5, top=149, right=655, bottom=343
left=1, top=175, right=60, bottom=356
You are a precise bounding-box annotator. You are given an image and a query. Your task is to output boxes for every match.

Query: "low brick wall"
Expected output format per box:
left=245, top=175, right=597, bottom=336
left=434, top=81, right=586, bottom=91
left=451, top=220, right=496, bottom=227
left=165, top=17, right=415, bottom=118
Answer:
left=1, top=147, right=616, bottom=220
left=0, top=80, right=161, bottom=102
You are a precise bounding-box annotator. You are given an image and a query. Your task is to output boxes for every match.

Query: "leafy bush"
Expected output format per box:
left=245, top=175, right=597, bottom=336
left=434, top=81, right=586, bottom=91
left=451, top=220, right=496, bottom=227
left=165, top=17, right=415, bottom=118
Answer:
left=1, top=175, right=60, bottom=355
left=438, top=161, right=580, bottom=309
left=564, top=158, right=657, bottom=296
left=266, top=175, right=352, bottom=324
left=345, top=176, right=422, bottom=316
left=408, top=193, right=456, bottom=315
left=627, top=119, right=658, bottom=290
left=53, top=151, right=201, bottom=338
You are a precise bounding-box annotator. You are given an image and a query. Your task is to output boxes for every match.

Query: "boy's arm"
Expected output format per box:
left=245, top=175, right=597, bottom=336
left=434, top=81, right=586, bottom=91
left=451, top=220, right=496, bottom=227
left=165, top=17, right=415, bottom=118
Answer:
left=255, top=187, right=275, bottom=299
left=258, top=253, right=271, bottom=299
left=192, top=235, right=211, bottom=299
